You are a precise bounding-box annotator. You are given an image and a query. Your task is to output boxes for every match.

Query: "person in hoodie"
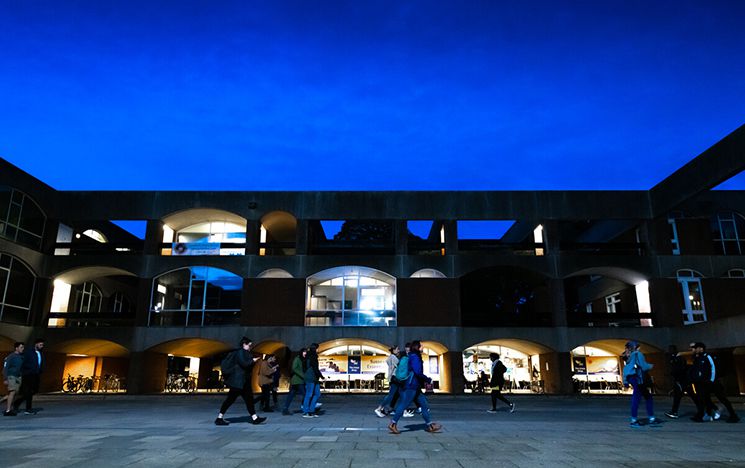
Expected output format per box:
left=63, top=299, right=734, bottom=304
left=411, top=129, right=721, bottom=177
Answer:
left=388, top=340, right=442, bottom=434
left=622, top=341, right=659, bottom=428
left=282, top=348, right=307, bottom=415
left=665, top=344, right=691, bottom=419
left=689, top=342, right=740, bottom=423
left=215, top=337, right=266, bottom=426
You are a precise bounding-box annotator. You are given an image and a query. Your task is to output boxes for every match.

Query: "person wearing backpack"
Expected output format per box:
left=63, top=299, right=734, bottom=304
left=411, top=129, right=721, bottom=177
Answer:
left=388, top=340, right=442, bottom=434
left=374, top=345, right=400, bottom=417
left=282, top=348, right=307, bottom=415
left=486, top=353, right=515, bottom=414
left=622, top=341, right=659, bottom=428
left=215, top=337, right=266, bottom=426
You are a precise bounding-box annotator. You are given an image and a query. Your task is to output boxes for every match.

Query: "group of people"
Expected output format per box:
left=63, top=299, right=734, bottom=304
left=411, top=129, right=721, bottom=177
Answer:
left=2, top=339, right=44, bottom=416
left=215, top=338, right=325, bottom=426
left=621, top=340, right=740, bottom=428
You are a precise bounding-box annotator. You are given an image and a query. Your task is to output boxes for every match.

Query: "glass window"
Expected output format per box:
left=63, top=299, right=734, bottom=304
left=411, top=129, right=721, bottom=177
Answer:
left=306, top=267, right=396, bottom=327
left=677, top=269, right=706, bottom=324
left=0, top=188, right=46, bottom=250
left=73, top=282, right=103, bottom=313
left=604, top=293, right=621, bottom=314
left=713, top=212, right=745, bottom=255
left=0, top=253, right=35, bottom=325
left=170, top=221, right=246, bottom=256
left=150, top=267, right=242, bottom=326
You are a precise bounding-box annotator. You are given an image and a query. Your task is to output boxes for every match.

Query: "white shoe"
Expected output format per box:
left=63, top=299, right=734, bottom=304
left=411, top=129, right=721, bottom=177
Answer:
left=403, top=409, right=415, bottom=418
left=713, top=411, right=721, bottom=421
left=374, top=408, right=386, bottom=418
left=315, top=403, right=323, bottom=408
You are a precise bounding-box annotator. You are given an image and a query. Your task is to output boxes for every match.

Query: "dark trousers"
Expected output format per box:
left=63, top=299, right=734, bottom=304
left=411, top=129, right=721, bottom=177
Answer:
left=283, top=383, right=306, bottom=412
left=695, top=380, right=738, bottom=418
left=13, top=374, right=40, bottom=411
left=219, top=386, right=256, bottom=416
left=260, top=384, right=273, bottom=410
left=670, top=381, right=684, bottom=414
left=491, top=383, right=511, bottom=409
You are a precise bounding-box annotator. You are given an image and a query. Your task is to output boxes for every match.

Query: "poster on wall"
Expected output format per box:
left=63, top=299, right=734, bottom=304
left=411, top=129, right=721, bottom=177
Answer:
left=318, top=355, right=348, bottom=374
left=172, top=242, right=221, bottom=256
left=586, top=356, right=619, bottom=374
left=361, top=356, right=388, bottom=374
left=572, top=356, right=587, bottom=374
left=429, top=356, right=439, bottom=374
left=348, top=356, right=361, bottom=374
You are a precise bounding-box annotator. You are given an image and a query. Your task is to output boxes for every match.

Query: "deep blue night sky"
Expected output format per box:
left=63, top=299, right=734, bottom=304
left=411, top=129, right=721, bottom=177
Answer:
left=1, top=1, right=744, bottom=191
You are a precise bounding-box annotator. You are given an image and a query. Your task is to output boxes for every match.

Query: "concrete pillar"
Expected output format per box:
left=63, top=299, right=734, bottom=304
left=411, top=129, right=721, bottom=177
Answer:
left=29, top=277, right=53, bottom=327
left=394, top=220, right=408, bottom=255
left=134, top=278, right=152, bottom=326
left=540, top=352, right=573, bottom=394
left=549, top=279, right=568, bottom=327
left=127, top=351, right=168, bottom=394
left=143, top=219, right=164, bottom=255
left=443, top=220, right=458, bottom=255
left=40, top=218, right=60, bottom=255
left=245, top=219, right=260, bottom=256
left=40, top=351, right=67, bottom=393
left=295, top=219, right=309, bottom=255
left=734, top=353, right=745, bottom=395
left=443, top=351, right=465, bottom=394
left=542, top=220, right=561, bottom=254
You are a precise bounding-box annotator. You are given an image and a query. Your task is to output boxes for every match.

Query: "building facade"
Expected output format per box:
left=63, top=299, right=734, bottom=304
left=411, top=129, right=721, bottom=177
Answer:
left=1, top=124, right=745, bottom=396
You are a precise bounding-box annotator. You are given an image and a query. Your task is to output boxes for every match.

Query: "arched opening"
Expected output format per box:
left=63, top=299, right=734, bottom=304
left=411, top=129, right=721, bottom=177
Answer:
left=161, top=208, right=247, bottom=256
left=421, top=340, right=449, bottom=392
left=49, top=267, right=137, bottom=328
left=306, top=266, right=396, bottom=327
left=150, top=266, right=242, bottom=327
left=571, top=339, right=662, bottom=394
left=462, top=339, right=553, bottom=394
left=410, top=269, right=447, bottom=278
left=564, top=267, right=653, bottom=328
left=316, top=338, right=391, bottom=393
left=147, top=338, right=233, bottom=393
left=257, top=268, right=294, bottom=279
left=260, top=211, right=297, bottom=256
left=460, top=266, right=551, bottom=327
left=0, top=253, right=36, bottom=325
left=49, top=339, right=130, bottom=393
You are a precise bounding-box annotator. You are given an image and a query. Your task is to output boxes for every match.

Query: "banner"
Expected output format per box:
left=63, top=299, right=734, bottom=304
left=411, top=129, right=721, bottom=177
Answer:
left=348, top=356, right=361, bottom=374
left=172, top=242, right=220, bottom=256
left=318, top=355, right=347, bottom=374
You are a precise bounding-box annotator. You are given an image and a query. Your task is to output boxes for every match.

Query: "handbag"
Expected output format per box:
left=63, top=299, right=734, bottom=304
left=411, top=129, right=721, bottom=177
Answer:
left=424, top=382, right=434, bottom=393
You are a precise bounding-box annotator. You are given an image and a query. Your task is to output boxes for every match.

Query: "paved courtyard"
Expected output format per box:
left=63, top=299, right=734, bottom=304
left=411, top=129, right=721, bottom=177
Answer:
left=1, top=394, right=744, bottom=467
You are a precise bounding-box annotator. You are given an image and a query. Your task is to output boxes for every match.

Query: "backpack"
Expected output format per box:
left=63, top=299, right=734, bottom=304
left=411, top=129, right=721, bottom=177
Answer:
left=221, top=350, right=238, bottom=377
left=394, top=355, right=412, bottom=383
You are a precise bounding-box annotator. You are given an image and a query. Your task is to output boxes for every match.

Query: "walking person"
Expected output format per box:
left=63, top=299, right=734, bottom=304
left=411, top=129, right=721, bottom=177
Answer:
left=258, top=354, right=278, bottom=412
left=388, top=340, right=442, bottom=434
left=302, top=343, right=323, bottom=418
left=665, top=345, right=690, bottom=419
left=215, top=337, right=266, bottom=426
left=12, top=338, right=44, bottom=415
left=375, top=345, right=400, bottom=417
left=689, top=342, right=740, bottom=423
left=622, top=341, right=659, bottom=428
left=486, top=353, right=515, bottom=413
left=3, top=342, right=24, bottom=416
left=282, top=348, right=307, bottom=415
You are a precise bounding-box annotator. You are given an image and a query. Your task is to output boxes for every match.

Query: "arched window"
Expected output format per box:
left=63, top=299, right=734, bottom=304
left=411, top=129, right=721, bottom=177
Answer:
left=727, top=269, right=745, bottom=278
left=81, top=229, right=107, bottom=243
left=110, top=291, right=131, bottom=313
left=0, top=187, right=46, bottom=249
left=0, top=253, right=35, bottom=324
left=410, top=268, right=446, bottom=278
left=712, top=212, right=745, bottom=255
left=257, top=268, right=294, bottom=278
left=150, top=267, right=242, bottom=326
left=166, top=221, right=246, bottom=256
left=306, top=266, right=396, bottom=327
left=73, top=282, right=103, bottom=313
left=677, top=269, right=706, bottom=324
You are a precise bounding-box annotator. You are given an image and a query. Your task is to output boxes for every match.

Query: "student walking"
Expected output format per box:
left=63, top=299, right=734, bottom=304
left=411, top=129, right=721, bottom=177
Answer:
left=282, top=348, right=307, bottom=415
left=689, top=342, right=740, bottom=423
left=665, top=345, right=690, bottom=419
left=215, top=337, right=266, bottom=426
left=12, top=338, right=44, bottom=415
left=622, top=341, right=659, bottom=428
left=302, top=343, right=323, bottom=418
left=258, top=354, right=278, bottom=412
left=375, top=345, right=400, bottom=417
left=388, top=340, right=442, bottom=434
left=3, top=342, right=24, bottom=416
left=486, top=353, right=515, bottom=413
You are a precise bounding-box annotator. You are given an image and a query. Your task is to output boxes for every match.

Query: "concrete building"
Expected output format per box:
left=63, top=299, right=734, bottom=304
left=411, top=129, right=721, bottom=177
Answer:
left=1, top=124, right=745, bottom=396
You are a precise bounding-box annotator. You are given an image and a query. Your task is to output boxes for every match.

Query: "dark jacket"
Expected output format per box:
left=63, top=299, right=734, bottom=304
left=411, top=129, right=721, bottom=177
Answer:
left=489, top=359, right=507, bottom=387
left=689, top=352, right=715, bottom=384
left=304, top=350, right=322, bottom=383
left=20, top=347, right=43, bottom=375
left=224, top=348, right=255, bottom=390
left=668, top=353, right=688, bottom=383
left=404, top=351, right=430, bottom=390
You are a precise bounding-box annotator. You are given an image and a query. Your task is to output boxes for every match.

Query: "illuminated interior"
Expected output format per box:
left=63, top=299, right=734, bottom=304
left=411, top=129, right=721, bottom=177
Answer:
left=462, top=343, right=542, bottom=394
